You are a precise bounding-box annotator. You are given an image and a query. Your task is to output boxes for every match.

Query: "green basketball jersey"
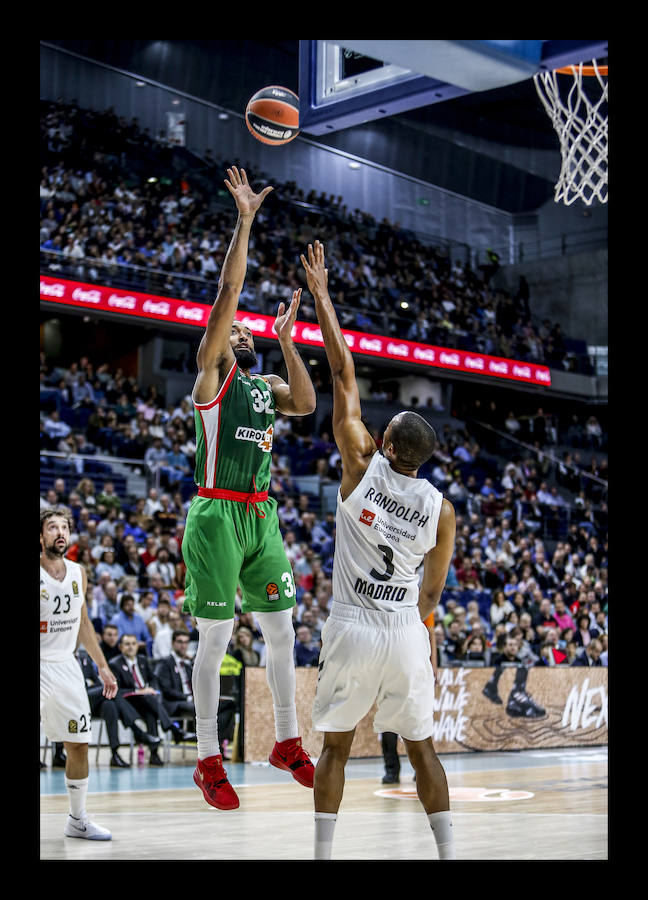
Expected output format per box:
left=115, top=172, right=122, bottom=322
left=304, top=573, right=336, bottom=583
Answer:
left=192, top=361, right=276, bottom=493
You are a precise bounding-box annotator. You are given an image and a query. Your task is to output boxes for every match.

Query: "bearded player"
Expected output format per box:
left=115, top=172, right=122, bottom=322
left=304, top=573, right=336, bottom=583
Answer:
left=182, top=167, right=317, bottom=809
left=40, top=506, right=118, bottom=840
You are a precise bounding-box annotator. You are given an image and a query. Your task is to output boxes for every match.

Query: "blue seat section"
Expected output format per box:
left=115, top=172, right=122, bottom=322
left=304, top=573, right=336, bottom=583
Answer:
left=56, top=405, right=94, bottom=430
left=39, top=458, right=128, bottom=498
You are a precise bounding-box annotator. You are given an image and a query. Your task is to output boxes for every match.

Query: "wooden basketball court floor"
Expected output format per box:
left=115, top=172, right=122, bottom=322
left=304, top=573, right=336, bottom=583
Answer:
left=39, top=744, right=607, bottom=860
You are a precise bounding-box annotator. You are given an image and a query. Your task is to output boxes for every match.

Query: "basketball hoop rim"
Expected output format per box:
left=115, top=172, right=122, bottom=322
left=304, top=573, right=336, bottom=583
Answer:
left=554, top=64, right=608, bottom=76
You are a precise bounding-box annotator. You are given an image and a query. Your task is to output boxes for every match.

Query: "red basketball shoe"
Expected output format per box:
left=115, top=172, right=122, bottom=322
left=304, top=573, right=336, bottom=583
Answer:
left=269, top=737, right=315, bottom=788
left=193, top=755, right=240, bottom=810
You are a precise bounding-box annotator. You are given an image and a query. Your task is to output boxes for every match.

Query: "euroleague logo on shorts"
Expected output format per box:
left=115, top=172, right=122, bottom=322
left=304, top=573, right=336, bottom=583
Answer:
left=266, top=582, right=280, bottom=602
left=359, top=508, right=375, bottom=526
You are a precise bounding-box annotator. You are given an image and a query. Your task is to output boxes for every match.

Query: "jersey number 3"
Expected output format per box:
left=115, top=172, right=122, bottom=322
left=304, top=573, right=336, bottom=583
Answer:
left=370, top=544, right=395, bottom=581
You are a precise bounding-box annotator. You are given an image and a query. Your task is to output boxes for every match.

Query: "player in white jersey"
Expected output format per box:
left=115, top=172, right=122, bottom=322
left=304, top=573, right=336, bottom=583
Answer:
left=300, top=241, right=457, bottom=861
left=40, top=506, right=117, bottom=840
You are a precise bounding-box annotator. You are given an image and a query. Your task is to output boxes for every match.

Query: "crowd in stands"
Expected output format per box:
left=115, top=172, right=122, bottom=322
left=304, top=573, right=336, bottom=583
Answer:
left=40, top=97, right=594, bottom=375
left=40, top=349, right=608, bottom=680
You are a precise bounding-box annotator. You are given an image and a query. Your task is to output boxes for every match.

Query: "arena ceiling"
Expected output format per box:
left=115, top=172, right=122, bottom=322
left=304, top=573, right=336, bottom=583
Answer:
left=41, top=40, right=608, bottom=212
left=43, top=39, right=576, bottom=145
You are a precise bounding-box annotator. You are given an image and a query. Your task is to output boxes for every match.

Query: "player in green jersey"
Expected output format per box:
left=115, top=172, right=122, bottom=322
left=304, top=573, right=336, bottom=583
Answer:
left=184, top=167, right=317, bottom=810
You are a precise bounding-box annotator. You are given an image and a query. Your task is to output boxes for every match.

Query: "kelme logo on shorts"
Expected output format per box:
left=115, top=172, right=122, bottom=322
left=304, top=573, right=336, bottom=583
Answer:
left=234, top=424, right=274, bottom=453
left=266, top=582, right=279, bottom=602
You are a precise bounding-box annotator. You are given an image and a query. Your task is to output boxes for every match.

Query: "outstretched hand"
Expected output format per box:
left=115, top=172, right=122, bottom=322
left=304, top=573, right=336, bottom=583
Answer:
left=224, top=166, right=273, bottom=217
left=274, top=288, right=302, bottom=342
left=300, top=240, right=329, bottom=298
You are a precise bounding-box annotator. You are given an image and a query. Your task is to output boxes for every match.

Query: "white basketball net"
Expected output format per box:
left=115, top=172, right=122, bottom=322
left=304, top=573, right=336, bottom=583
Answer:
left=533, top=61, right=608, bottom=206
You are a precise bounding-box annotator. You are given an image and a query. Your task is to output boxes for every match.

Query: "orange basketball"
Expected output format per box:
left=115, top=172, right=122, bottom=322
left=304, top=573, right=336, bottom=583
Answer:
left=245, top=85, right=299, bottom=146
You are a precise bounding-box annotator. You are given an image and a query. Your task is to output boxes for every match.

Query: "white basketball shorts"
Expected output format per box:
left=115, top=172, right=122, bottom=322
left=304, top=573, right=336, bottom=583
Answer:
left=311, top=601, right=436, bottom=741
left=40, top=656, right=92, bottom=743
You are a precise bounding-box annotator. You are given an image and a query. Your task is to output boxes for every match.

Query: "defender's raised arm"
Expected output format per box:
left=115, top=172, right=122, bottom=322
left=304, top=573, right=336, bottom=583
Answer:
left=300, top=240, right=375, bottom=497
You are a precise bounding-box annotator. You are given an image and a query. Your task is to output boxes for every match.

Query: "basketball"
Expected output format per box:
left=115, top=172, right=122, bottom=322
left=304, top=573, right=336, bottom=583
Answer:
left=245, top=85, right=299, bottom=146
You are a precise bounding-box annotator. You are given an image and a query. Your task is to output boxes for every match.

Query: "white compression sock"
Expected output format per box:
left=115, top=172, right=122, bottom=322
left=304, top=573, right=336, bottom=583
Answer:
left=428, top=810, right=456, bottom=859
left=273, top=705, right=299, bottom=744
left=314, top=812, right=338, bottom=860
left=256, top=609, right=299, bottom=742
left=65, top=776, right=89, bottom=819
left=196, top=717, right=220, bottom=761
left=193, top=617, right=235, bottom=760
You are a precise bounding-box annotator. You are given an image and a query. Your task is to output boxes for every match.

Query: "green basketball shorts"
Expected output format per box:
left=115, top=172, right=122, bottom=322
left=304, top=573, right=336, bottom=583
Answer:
left=182, top=494, right=296, bottom=620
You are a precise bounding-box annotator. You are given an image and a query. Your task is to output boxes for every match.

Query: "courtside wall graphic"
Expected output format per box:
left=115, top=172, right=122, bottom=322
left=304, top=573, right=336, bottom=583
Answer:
left=244, top=667, right=607, bottom=760
left=40, top=276, right=552, bottom=387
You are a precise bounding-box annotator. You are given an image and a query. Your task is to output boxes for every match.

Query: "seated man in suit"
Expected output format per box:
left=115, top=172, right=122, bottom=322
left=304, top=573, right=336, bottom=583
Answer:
left=49, top=647, right=164, bottom=770
left=76, top=647, right=162, bottom=767
left=109, top=633, right=195, bottom=766
left=154, top=630, right=196, bottom=723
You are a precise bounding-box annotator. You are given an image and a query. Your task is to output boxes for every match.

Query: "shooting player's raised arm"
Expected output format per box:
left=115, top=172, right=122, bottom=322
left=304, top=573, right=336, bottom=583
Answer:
left=195, top=168, right=273, bottom=398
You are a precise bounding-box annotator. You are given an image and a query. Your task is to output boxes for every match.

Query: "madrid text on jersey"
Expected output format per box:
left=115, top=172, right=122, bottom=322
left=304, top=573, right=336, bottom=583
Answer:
left=353, top=579, right=408, bottom=602
left=363, top=487, right=430, bottom=528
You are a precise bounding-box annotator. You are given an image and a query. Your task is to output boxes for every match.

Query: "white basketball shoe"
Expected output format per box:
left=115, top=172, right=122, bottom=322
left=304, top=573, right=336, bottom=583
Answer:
left=64, top=814, right=112, bottom=840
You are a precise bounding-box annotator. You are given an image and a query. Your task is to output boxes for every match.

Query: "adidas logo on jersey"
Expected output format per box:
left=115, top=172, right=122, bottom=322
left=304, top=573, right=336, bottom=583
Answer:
left=234, top=424, right=274, bottom=453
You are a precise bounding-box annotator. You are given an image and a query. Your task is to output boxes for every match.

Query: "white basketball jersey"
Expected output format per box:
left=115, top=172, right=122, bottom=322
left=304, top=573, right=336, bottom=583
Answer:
left=332, top=451, right=443, bottom=612
left=40, top=559, right=85, bottom=661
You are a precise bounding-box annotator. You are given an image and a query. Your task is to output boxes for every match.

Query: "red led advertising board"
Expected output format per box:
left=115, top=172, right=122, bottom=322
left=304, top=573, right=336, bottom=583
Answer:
left=40, top=276, right=551, bottom=387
